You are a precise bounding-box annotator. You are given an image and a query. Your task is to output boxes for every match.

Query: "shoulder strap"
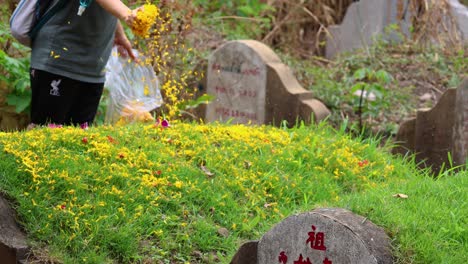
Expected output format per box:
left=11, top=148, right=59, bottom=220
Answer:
left=29, top=0, right=68, bottom=40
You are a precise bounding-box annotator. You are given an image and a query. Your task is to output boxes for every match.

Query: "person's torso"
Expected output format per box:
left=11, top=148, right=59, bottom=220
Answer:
left=31, top=0, right=117, bottom=83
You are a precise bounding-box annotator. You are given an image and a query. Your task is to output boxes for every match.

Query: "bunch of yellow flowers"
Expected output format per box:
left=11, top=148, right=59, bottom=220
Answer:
left=131, top=4, right=159, bottom=38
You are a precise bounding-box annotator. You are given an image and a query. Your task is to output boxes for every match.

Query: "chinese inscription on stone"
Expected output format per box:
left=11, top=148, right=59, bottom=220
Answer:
left=206, top=41, right=267, bottom=124
left=256, top=208, right=392, bottom=264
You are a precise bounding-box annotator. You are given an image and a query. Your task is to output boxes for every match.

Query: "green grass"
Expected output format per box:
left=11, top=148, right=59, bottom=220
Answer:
left=335, top=170, right=467, bottom=263
left=0, top=122, right=466, bottom=263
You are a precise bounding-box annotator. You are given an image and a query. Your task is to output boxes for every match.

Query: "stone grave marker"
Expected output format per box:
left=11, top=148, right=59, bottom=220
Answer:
left=450, top=0, right=468, bottom=41
left=0, top=195, right=29, bottom=264
left=393, top=78, right=468, bottom=172
left=231, top=208, right=392, bottom=264
left=326, top=0, right=468, bottom=59
left=326, top=0, right=412, bottom=59
left=205, top=40, right=330, bottom=126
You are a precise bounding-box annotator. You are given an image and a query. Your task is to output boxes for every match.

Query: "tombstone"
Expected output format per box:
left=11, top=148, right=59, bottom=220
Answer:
left=0, top=195, right=29, bottom=264
left=449, top=0, right=468, bottom=42
left=231, top=208, right=393, bottom=264
left=205, top=40, right=330, bottom=126
left=326, top=0, right=412, bottom=59
left=325, top=0, right=468, bottom=59
left=393, top=78, right=468, bottom=172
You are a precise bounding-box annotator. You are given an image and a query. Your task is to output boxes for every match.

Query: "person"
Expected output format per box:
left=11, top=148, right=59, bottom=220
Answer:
left=28, top=0, right=142, bottom=129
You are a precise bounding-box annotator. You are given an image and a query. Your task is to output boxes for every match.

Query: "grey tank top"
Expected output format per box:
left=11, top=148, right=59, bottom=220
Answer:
left=31, top=0, right=117, bottom=83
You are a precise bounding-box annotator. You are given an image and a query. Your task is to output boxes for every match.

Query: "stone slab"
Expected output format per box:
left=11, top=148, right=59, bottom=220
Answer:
left=230, top=241, right=258, bottom=264
left=206, top=40, right=272, bottom=124
left=206, top=40, right=330, bottom=126
left=326, top=0, right=411, bottom=59
left=393, top=78, right=468, bottom=172
left=452, top=78, right=468, bottom=166
left=326, top=0, right=468, bottom=59
left=414, top=90, right=457, bottom=171
left=0, top=195, right=29, bottom=263
left=392, top=118, right=416, bottom=157
left=450, top=0, right=468, bottom=41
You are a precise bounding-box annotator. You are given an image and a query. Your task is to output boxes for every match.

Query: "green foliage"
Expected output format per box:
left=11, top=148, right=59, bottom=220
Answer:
left=349, top=68, right=393, bottom=130
left=279, top=38, right=466, bottom=138
left=176, top=93, right=214, bottom=117
left=0, top=24, right=31, bottom=113
left=193, top=0, right=274, bottom=39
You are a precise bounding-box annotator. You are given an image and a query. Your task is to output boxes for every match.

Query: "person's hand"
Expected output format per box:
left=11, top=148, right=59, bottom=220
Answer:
left=114, top=21, right=139, bottom=62
left=123, top=6, right=144, bottom=28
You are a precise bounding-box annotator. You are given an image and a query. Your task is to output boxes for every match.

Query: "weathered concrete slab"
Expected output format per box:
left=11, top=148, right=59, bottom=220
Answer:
left=326, top=0, right=468, bottom=59
left=326, top=0, right=411, bottom=59
left=450, top=0, right=468, bottom=40
left=393, top=78, right=468, bottom=172
left=230, top=241, right=258, bottom=264
left=452, top=77, right=468, bottom=166
left=206, top=40, right=330, bottom=126
left=230, top=208, right=392, bottom=264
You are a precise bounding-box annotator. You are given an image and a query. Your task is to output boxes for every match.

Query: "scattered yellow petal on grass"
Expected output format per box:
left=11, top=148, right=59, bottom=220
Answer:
left=174, top=181, right=183, bottom=188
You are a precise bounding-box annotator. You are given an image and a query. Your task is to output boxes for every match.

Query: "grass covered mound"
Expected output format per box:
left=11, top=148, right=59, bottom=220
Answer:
left=0, top=123, right=466, bottom=263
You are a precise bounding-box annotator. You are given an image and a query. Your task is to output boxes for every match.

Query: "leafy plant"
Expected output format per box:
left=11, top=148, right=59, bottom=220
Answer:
left=192, top=0, right=274, bottom=39
left=349, top=68, right=393, bottom=130
left=0, top=24, right=31, bottom=114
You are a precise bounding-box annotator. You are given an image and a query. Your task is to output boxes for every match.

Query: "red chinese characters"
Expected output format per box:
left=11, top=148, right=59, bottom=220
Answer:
left=276, top=225, right=332, bottom=264
left=215, top=86, right=236, bottom=96
left=215, top=107, right=257, bottom=120
left=211, top=63, right=261, bottom=76
left=214, top=86, right=257, bottom=98
left=278, top=251, right=288, bottom=264
left=293, top=254, right=312, bottom=264
left=241, top=67, right=260, bottom=76
left=306, top=225, right=326, bottom=251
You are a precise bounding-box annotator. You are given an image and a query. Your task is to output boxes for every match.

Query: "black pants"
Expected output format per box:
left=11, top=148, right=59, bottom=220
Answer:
left=30, top=68, right=104, bottom=126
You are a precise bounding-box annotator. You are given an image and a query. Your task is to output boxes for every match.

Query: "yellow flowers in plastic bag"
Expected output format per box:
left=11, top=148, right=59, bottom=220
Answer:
left=116, top=100, right=154, bottom=126
left=131, top=4, right=159, bottom=38
left=105, top=46, right=163, bottom=126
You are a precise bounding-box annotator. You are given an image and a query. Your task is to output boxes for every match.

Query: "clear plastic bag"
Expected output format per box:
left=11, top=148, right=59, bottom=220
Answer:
left=104, top=47, right=163, bottom=124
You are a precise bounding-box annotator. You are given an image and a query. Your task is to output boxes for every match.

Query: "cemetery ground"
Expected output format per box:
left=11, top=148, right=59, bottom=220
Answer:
left=0, top=121, right=467, bottom=263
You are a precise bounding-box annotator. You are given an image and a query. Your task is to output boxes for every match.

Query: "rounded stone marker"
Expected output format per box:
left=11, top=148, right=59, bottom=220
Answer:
left=257, top=208, right=392, bottom=264
left=0, top=196, right=29, bottom=264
